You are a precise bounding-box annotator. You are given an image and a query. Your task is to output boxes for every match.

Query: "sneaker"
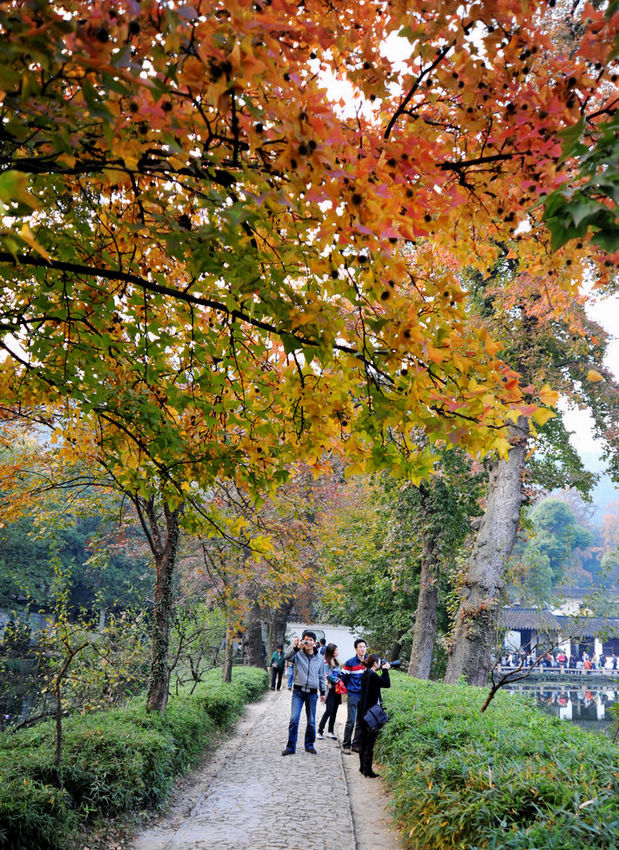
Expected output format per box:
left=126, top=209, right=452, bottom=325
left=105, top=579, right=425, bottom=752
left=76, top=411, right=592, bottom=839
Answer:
left=305, top=746, right=317, bottom=754
left=326, top=733, right=338, bottom=739
left=316, top=733, right=324, bottom=740
left=281, top=747, right=295, bottom=756
left=341, top=747, right=352, bottom=755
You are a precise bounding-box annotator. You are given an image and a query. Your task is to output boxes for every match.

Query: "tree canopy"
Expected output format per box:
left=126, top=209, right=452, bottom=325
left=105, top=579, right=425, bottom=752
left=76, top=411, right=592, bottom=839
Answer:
left=1, top=0, right=616, bottom=523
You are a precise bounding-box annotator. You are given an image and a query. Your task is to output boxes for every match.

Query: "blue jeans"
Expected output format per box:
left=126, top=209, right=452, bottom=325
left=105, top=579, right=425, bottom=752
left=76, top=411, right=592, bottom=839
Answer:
left=343, top=692, right=362, bottom=748
left=286, top=689, right=318, bottom=752
left=287, top=666, right=294, bottom=688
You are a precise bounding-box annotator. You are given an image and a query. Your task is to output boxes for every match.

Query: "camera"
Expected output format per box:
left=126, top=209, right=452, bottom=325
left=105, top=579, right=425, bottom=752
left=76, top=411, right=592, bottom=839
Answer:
left=380, top=658, right=401, bottom=668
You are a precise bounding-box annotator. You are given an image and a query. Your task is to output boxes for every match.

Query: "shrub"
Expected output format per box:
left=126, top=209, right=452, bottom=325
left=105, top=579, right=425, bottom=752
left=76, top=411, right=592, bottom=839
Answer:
left=377, top=676, right=619, bottom=850
left=0, top=779, right=77, bottom=850
left=0, top=665, right=268, bottom=850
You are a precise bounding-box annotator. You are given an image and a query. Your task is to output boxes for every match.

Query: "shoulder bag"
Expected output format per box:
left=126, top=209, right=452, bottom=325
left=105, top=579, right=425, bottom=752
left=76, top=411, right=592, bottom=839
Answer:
left=363, top=703, right=388, bottom=732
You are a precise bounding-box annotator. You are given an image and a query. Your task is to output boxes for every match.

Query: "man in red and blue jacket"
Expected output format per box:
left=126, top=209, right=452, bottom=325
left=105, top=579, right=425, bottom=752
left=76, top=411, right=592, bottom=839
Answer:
left=339, top=638, right=367, bottom=754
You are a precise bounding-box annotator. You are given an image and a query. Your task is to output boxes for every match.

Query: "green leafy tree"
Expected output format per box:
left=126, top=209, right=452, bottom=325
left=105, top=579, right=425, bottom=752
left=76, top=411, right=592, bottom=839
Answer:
left=511, top=497, right=595, bottom=604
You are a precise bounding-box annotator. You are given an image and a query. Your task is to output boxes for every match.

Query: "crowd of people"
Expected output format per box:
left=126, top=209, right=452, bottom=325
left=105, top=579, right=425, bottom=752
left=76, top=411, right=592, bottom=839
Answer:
left=500, top=648, right=619, bottom=672
left=277, top=630, right=391, bottom=778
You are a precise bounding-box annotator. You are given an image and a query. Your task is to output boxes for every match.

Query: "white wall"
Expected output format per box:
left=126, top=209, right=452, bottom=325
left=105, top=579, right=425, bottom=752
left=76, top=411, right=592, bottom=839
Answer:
left=286, top=622, right=364, bottom=662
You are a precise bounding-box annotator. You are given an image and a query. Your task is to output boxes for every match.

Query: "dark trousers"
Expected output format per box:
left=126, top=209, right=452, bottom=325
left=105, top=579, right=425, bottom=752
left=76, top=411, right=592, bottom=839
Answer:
left=318, top=689, right=342, bottom=734
left=358, top=723, right=378, bottom=775
left=270, top=666, right=284, bottom=690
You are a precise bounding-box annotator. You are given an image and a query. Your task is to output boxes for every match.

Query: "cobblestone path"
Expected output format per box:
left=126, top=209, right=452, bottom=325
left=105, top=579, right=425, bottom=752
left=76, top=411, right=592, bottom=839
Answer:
left=129, top=687, right=401, bottom=850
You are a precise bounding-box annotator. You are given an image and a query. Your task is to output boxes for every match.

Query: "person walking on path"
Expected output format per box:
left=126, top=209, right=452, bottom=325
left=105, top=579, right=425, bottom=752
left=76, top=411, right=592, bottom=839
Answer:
left=340, top=638, right=367, bottom=754
left=282, top=629, right=326, bottom=755
left=358, top=654, right=391, bottom=778
left=269, top=643, right=286, bottom=691
left=317, top=643, right=342, bottom=740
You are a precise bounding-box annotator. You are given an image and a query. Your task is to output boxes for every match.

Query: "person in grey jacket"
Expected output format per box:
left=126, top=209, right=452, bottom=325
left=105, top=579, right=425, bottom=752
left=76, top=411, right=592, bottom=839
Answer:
left=281, top=630, right=326, bottom=755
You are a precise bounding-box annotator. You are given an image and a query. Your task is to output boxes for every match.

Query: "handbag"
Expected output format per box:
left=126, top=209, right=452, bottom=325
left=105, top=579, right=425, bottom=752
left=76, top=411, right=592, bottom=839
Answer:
left=363, top=703, right=389, bottom=732
left=334, top=679, right=347, bottom=695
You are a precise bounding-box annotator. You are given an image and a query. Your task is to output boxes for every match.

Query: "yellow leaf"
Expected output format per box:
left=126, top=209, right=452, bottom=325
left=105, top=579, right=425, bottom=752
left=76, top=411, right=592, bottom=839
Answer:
left=532, top=407, right=555, bottom=426
left=539, top=384, right=559, bottom=407
left=586, top=369, right=604, bottom=382
left=494, top=437, right=512, bottom=460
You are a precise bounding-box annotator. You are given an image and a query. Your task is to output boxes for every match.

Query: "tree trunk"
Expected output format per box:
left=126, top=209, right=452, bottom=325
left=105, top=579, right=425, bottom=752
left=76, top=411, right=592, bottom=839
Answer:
left=407, top=533, right=439, bottom=680
left=245, top=600, right=265, bottom=667
left=222, top=627, right=234, bottom=683
left=444, top=419, right=528, bottom=686
left=388, top=636, right=404, bottom=661
left=142, top=500, right=183, bottom=713
left=267, top=599, right=294, bottom=658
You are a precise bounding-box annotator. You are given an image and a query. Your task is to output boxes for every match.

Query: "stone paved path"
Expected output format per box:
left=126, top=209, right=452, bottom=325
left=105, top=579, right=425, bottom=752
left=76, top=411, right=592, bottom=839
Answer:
left=129, top=687, right=402, bottom=850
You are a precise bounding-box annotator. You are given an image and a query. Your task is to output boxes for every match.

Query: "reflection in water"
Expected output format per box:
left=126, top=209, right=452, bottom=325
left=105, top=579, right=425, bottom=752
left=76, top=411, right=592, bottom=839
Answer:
left=0, top=658, right=40, bottom=731
left=504, top=681, right=618, bottom=735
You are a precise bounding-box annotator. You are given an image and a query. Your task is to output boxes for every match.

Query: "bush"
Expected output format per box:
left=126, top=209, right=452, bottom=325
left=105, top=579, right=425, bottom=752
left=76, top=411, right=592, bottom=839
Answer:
left=0, top=666, right=268, bottom=850
left=377, top=676, right=619, bottom=850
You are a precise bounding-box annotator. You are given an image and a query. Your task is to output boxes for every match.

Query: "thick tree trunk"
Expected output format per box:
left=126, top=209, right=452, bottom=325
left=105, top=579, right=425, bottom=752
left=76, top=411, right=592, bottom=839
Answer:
left=444, top=419, right=528, bottom=686
left=407, top=533, right=439, bottom=680
left=245, top=600, right=265, bottom=667
left=267, top=599, right=294, bottom=658
left=142, top=500, right=183, bottom=713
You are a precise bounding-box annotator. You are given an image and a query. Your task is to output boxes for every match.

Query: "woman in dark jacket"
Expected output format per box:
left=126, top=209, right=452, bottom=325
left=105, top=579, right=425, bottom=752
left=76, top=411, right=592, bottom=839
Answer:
left=358, top=653, right=390, bottom=778
left=317, top=643, right=342, bottom=739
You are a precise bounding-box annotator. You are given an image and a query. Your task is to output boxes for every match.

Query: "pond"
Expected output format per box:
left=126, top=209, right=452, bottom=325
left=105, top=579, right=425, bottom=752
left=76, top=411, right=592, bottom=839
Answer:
left=503, top=679, right=618, bottom=738
left=0, top=657, right=42, bottom=731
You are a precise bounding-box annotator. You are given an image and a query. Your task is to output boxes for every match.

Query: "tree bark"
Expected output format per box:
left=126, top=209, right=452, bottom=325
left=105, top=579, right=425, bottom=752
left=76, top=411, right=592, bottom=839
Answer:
left=222, top=626, right=234, bottom=683
left=407, top=533, right=439, bottom=680
left=267, top=599, right=294, bottom=658
left=444, top=419, right=528, bottom=686
left=140, top=498, right=183, bottom=713
left=245, top=600, right=265, bottom=667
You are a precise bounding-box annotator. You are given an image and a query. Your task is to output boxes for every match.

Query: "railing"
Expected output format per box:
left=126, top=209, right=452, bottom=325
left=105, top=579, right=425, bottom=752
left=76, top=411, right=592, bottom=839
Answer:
left=497, top=665, right=619, bottom=678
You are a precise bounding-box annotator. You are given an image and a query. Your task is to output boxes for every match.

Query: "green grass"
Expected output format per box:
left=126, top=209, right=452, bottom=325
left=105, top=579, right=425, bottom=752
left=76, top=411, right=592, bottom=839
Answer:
left=377, top=676, right=619, bottom=850
left=0, top=666, right=268, bottom=850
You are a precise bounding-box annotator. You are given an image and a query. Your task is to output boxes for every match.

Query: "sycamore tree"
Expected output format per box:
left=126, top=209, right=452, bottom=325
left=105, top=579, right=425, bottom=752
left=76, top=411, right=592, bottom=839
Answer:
left=0, top=0, right=616, bottom=709
left=445, top=252, right=618, bottom=685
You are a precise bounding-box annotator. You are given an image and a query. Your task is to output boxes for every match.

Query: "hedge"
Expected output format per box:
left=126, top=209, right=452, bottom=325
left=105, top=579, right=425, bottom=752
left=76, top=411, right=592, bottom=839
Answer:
left=0, top=666, right=268, bottom=850
left=377, top=676, right=619, bottom=850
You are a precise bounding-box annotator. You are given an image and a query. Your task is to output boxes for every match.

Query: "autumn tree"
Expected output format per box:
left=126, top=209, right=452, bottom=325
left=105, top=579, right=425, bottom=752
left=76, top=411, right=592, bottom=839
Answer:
left=1, top=0, right=616, bottom=707
left=317, top=458, right=484, bottom=677
left=445, top=254, right=618, bottom=685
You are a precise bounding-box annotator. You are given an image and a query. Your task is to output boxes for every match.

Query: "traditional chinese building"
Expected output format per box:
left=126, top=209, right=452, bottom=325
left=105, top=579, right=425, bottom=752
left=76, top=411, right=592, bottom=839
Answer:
left=499, top=605, right=619, bottom=659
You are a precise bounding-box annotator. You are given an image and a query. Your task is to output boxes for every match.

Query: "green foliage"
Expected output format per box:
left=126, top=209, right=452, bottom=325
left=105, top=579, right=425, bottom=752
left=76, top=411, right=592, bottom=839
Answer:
left=543, top=114, right=619, bottom=253
left=527, top=415, right=598, bottom=498
left=510, top=497, right=596, bottom=603
left=0, top=778, right=77, bottom=850
left=0, top=506, right=151, bottom=612
left=378, top=677, right=619, bottom=850
left=0, top=617, right=31, bottom=654
left=319, top=455, right=484, bottom=662
left=0, top=667, right=268, bottom=850
left=168, top=603, right=227, bottom=691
